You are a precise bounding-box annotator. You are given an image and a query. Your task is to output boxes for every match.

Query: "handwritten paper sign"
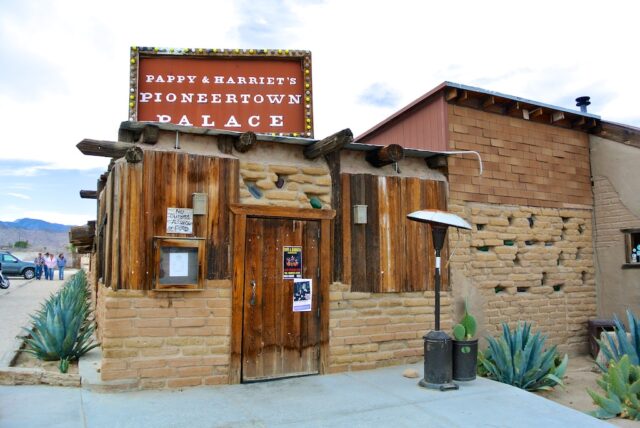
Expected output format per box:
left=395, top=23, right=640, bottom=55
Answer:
left=166, top=208, right=193, bottom=234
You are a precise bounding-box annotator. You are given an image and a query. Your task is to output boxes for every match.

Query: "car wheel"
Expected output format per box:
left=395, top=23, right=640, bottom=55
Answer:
left=23, top=268, right=35, bottom=280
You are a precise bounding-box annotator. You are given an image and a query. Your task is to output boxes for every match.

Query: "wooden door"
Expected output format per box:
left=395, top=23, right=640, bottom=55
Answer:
left=241, top=217, right=321, bottom=382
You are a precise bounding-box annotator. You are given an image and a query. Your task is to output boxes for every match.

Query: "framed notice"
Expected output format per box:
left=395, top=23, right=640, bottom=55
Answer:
left=293, top=279, right=312, bottom=312
left=283, top=246, right=302, bottom=279
left=167, top=208, right=193, bottom=234
left=128, top=46, right=314, bottom=137
left=153, top=236, right=205, bottom=291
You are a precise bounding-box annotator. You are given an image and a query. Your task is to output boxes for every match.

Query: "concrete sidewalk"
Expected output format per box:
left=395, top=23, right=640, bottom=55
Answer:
left=0, top=362, right=610, bottom=428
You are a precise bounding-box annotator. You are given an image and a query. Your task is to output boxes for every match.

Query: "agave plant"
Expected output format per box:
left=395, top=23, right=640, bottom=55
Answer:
left=588, top=355, right=640, bottom=420
left=22, top=270, right=99, bottom=373
left=478, top=322, right=568, bottom=391
left=597, top=310, right=640, bottom=371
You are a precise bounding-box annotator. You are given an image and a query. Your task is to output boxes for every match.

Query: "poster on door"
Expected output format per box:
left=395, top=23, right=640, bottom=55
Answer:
left=293, top=278, right=312, bottom=312
left=283, top=246, right=302, bottom=279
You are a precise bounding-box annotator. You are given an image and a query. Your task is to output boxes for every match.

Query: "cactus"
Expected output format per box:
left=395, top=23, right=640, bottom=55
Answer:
left=23, top=270, right=99, bottom=373
left=597, top=310, right=640, bottom=371
left=453, top=299, right=477, bottom=341
left=588, top=355, right=640, bottom=420
left=478, top=322, right=568, bottom=392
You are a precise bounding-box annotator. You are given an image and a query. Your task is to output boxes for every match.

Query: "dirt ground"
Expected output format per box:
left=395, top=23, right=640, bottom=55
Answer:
left=13, top=349, right=79, bottom=375
left=537, top=354, right=639, bottom=427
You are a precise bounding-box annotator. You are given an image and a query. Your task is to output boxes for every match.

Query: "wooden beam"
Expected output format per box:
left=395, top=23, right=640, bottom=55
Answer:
left=572, top=117, right=586, bottom=128
left=445, top=88, right=458, bottom=102
left=482, top=96, right=496, bottom=109
left=69, top=223, right=96, bottom=246
left=365, top=144, right=405, bottom=168
left=233, top=131, right=257, bottom=153
left=74, top=244, right=93, bottom=254
left=426, top=155, right=447, bottom=169
left=138, top=124, right=160, bottom=144
left=530, top=108, right=544, bottom=119
left=80, top=190, right=97, bottom=199
left=77, top=139, right=135, bottom=158
left=551, top=112, right=565, bottom=123
left=303, top=128, right=353, bottom=159
left=125, top=146, right=144, bottom=163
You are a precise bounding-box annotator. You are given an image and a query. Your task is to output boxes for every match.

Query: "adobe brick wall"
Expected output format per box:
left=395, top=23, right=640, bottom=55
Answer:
left=447, top=105, right=592, bottom=209
left=95, top=280, right=231, bottom=389
left=328, top=283, right=453, bottom=372
left=239, top=162, right=331, bottom=208
left=447, top=202, right=596, bottom=354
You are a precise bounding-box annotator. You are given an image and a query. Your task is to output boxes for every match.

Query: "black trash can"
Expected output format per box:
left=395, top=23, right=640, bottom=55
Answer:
left=452, top=339, right=478, bottom=381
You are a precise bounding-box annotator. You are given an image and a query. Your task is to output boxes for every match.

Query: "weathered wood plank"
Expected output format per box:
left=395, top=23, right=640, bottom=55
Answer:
left=340, top=174, right=352, bottom=285
left=364, top=174, right=380, bottom=293
left=230, top=204, right=335, bottom=220
left=325, top=152, right=342, bottom=282
left=303, top=128, right=353, bottom=159
left=229, top=213, right=247, bottom=384
left=349, top=174, right=367, bottom=292
left=319, top=218, right=331, bottom=374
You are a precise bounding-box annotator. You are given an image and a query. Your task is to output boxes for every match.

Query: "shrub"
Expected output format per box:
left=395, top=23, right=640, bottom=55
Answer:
left=588, top=355, right=640, bottom=420
left=22, top=270, right=99, bottom=373
left=597, top=310, right=640, bottom=370
left=478, top=322, right=568, bottom=392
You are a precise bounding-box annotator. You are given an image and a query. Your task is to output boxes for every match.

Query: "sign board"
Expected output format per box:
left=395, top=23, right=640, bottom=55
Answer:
left=293, top=278, right=312, bottom=312
left=166, top=208, right=193, bottom=234
left=129, top=46, right=313, bottom=137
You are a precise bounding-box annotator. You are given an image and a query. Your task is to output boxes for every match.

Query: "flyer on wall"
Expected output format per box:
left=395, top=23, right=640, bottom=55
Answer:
left=292, top=278, right=312, bottom=312
left=283, top=246, right=303, bottom=279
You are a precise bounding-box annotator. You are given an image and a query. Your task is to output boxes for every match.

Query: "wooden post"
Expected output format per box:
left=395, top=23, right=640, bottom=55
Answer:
left=303, top=128, right=353, bottom=159
left=365, top=144, right=404, bottom=167
left=233, top=131, right=257, bottom=153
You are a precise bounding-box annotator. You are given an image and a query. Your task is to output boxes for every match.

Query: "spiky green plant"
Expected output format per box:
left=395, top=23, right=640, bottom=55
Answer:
left=597, top=310, right=640, bottom=371
left=22, top=270, right=99, bottom=372
left=588, top=355, right=640, bottom=420
left=478, top=322, right=568, bottom=391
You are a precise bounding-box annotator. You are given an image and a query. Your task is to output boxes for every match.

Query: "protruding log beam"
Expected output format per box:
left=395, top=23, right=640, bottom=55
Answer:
left=77, top=139, right=135, bottom=158
left=482, top=96, right=496, bottom=109
left=139, top=124, right=160, bottom=144
left=529, top=108, right=544, bottom=120
left=80, top=190, right=97, bottom=199
left=551, top=112, right=565, bottom=123
left=572, top=117, right=586, bottom=128
left=234, top=131, right=258, bottom=153
left=445, top=88, right=458, bottom=101
left=74, top=244, right=93, bottom=254
left=365, top=144, right=404, bottom=168
left=426, top=155, right=447, bottom=169
left=69, top=222, right=96, bottom=246
left=304, top=128, right=353, bottom=159
left=125, top=146, right=144, bottom=163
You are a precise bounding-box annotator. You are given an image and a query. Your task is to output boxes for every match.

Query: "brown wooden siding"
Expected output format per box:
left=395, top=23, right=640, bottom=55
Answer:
left=357, top=94, right=448, bottom=152
left=100, top=151, right=238, bottom=290
left=340, top=174, right=448, bottom=292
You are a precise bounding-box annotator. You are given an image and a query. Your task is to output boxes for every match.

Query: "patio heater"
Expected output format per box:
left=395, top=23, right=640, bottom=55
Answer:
left=407, top=209, right=471, bottom=391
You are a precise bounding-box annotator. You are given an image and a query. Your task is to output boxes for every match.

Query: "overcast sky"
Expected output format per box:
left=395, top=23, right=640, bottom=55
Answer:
left=1, top=0, right=638, bottom=226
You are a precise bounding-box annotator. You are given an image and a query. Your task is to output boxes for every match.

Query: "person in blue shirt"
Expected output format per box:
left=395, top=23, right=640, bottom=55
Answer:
left=56, top=253, right=67, bottom=280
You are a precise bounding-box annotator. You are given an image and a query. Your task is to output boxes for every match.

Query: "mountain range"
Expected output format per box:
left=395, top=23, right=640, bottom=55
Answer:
left=0, top=218, right=72, bottom=253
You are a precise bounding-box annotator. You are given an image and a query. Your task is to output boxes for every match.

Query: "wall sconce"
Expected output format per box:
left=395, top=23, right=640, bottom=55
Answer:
left=353, top=205, right=367, bottom=224
left=192, top=193, right=207, bottom=215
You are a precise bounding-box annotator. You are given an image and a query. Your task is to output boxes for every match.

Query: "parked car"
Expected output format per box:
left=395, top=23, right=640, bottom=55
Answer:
left=0, top=252, right=36, bottom=279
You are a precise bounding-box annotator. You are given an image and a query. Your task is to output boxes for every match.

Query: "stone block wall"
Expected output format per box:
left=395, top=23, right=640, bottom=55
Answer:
left=239, top=161, right=331, bottom=209
left=328, top=283, right=452, bottom=372
left=448, top=202, right=596, bottom=354
left=95, top=280, right=232, bottom=389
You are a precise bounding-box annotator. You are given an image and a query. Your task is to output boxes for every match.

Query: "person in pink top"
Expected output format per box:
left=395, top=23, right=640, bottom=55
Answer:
left=44, top=253, right=56, bottom=281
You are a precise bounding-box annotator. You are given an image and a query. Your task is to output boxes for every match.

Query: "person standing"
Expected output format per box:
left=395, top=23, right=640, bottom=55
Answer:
left=56, top=253, right=67, bottom=280
left=44, top=253, right=56, bottom=280
left=34, top=253, right=45, bottom=280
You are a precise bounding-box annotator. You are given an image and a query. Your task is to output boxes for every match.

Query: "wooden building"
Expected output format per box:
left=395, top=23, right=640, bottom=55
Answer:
left=73, top=81, right=630, bottom=389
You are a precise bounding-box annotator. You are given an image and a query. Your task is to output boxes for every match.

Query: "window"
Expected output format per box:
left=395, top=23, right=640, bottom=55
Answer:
left=622, top=228, right=640, bottom=268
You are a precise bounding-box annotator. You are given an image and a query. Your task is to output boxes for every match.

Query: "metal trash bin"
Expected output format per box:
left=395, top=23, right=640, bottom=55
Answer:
left=587, top=319, right=616, bottom=358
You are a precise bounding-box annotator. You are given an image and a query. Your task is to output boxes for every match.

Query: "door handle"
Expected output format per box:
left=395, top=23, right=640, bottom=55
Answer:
left=250, top=280, right=256, bottom=306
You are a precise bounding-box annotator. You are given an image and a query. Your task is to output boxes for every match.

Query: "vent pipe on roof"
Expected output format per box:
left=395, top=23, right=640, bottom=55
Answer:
left=576, top=96, right=591, bottom=113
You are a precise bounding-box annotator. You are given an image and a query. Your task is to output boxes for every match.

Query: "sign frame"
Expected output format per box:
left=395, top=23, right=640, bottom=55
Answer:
left=128, top=46, right=313, bottom=137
